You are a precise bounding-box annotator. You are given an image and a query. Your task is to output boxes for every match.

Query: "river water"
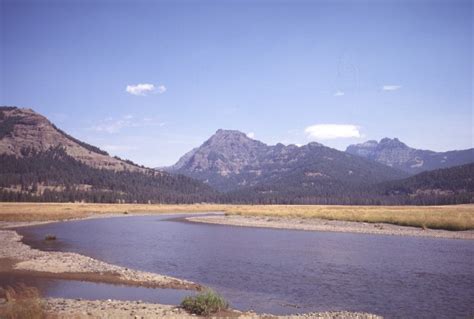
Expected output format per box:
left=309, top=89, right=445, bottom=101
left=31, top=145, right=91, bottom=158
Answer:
left=13, top=214, right=474, bottom=318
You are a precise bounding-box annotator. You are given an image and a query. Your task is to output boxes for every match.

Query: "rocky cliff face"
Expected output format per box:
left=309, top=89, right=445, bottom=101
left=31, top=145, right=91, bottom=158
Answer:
left=0, top=106, right=146, bottom=172
left=168, top=130, right=408, bottom=192
left=174, top=129, right=267, bottom=176
left=346, top=138, right=474, bottom=174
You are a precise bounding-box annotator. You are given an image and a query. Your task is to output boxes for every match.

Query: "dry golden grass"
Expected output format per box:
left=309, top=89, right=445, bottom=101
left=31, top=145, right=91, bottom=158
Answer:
left=0, top=202, right=473, bottom=231
left=226, top=204, right=474, bottom=231
left=0, top=202, right=228, bottom=222
left=0, top=284, right=46, bottom=319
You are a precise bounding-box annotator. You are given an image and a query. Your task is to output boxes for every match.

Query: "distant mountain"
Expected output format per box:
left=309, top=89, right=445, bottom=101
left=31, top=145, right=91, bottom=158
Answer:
left=346, top=138, right=473, bottom=174
left=167, top=129, right=408, bottom=193
left=0, top=107, right=215, bottom=203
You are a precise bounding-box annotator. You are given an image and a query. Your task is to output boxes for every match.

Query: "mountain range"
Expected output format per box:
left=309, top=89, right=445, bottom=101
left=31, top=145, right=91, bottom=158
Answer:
left=1, top=106, right=473, bottom=205
left=166, top=129, right=408, bottom=192
left=346, top=138, right=473, bottom=174
left=166, top=129, right=473, bottom=204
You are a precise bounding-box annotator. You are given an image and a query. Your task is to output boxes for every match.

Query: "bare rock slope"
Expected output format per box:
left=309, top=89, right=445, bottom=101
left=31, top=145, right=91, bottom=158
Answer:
left=0, top=106, right=143, bottom=172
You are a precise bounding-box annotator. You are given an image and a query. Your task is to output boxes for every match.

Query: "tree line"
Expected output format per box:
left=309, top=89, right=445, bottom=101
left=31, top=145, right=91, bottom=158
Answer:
left=0, top=147, right=216, bottom=203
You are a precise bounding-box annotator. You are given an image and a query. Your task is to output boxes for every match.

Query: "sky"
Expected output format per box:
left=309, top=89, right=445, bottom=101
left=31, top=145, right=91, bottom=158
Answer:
left=1, top=0, right=472, bottom=167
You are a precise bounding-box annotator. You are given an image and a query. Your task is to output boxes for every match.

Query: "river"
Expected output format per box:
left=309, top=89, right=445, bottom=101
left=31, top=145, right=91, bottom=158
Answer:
left=13, top=214, right=474, bottom=318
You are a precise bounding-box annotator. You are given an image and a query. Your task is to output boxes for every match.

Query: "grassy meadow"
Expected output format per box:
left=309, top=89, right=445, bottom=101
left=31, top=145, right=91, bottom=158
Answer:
left=0, top=202, right=473, bottom=231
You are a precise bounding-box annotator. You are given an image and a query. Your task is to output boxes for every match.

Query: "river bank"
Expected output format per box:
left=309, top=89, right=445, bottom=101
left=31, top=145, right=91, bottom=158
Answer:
left=186, top=215, right=474, bottom=240
left=41, top=297, right=383, bottom=318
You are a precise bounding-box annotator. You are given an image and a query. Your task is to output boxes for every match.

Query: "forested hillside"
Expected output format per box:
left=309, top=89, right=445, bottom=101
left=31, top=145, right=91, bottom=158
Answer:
left=376, top=163, right=474, bottom=205
left=0, top=147, right=216, bottom=203
left=220, top=164, right=474, bottom=205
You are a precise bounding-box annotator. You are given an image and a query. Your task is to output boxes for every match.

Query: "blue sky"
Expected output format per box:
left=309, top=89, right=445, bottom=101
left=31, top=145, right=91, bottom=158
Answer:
left=1, top=0, right=472, bottom=167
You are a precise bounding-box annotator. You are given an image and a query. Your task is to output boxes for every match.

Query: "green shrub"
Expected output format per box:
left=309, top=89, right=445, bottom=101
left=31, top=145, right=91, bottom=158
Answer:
left=181, top=290, right=228, bottom=315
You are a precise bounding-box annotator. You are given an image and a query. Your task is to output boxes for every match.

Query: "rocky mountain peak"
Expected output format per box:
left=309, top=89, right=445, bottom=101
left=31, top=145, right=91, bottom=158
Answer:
left=347, top=138, right=408, bottom=153
left=170, top=129, right=268, bottom=179
left=199, top=129, right=267, bottom=155
left=379, top=137, right=408, bottom=149
left=358, top=140, right=378, bottom=148
left=306, top=141, right=324, bottom=148
left=204, top=129, right=263, bottom=147
left=215, top=128, right=245, bottom=136
left=346, top=137, right=473, bottom=174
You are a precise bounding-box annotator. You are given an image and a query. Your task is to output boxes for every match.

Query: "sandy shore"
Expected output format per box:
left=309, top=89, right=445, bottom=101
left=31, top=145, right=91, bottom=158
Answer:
left=187, top=215, right=474, bottom=240
left=40, top=298, right=382, bottom=318
left=42, top=298, right=194, bottom=318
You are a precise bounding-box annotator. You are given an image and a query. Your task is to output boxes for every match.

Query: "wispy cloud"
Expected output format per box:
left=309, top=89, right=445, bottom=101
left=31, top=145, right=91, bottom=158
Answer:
left=305, top=124, right=361, bottom=140
left=156, top=85, right=167, bottom=94
left=91, top=115, right=165, bottom=134
left=92, top=117, right=130, bottom=134
left=125, top=83, right=166, bottom=96
left=334, top=90, right=345, bottom=97
left=382, top=85, right=401, bottom=91
left=247, top=132, right=255, bottom=139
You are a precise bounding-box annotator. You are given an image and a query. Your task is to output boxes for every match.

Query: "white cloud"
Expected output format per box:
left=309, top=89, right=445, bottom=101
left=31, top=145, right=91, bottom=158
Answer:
left=157, top=85, right=167, bottom=94
left=247, top=132, right=255, bottom=139
left=382, top=85, right=401, bottom=91
left=93, top=118, right=129, bottom=133
left=334, top=90, right=345, bottom=97
left=91, top=115, right=165, bottom=134
left=305, top=124, right=361, bottom=140
left=125, top=83, right=166, bottom=96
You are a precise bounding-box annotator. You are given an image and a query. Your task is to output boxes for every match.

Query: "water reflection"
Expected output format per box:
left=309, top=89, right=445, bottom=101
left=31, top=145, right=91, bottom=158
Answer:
left=0, top=273, right=193, bottom=305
